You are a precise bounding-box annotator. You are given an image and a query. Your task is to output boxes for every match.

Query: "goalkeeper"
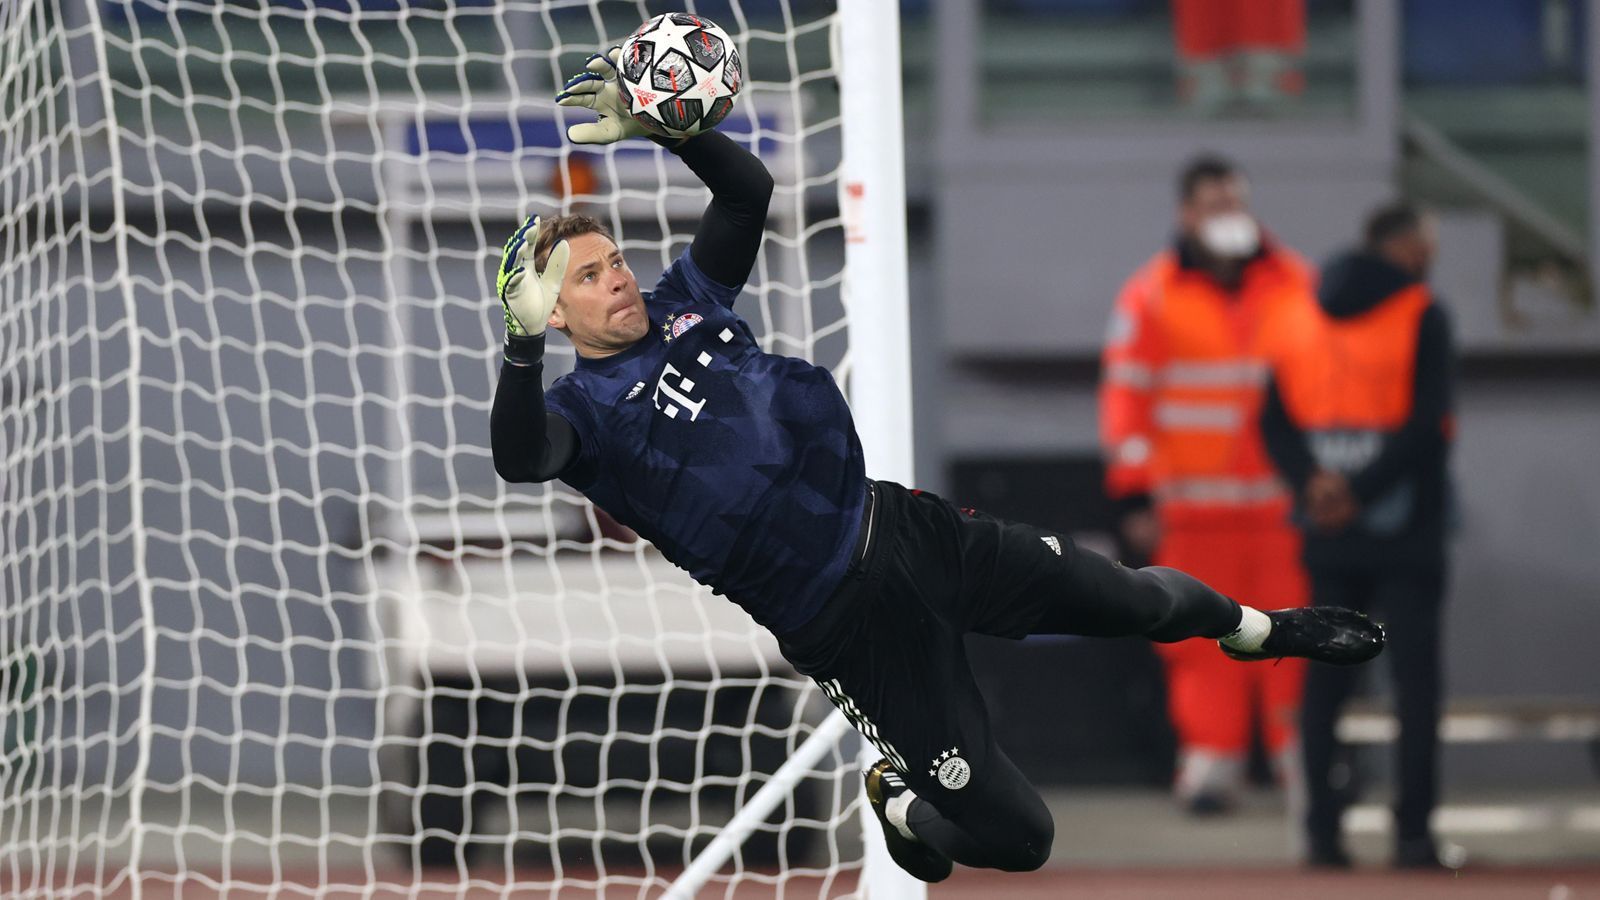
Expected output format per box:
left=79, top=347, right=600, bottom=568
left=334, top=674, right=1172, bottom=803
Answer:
left=491, top=49, right=1385, bottom=883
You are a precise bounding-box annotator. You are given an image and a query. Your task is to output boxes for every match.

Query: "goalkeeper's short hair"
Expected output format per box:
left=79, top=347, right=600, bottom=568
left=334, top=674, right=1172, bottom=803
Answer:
left=534, top=213, right=614, bottom=274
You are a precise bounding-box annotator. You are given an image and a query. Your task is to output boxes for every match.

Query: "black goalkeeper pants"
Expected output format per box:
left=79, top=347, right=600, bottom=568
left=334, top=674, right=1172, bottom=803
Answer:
left=777, top=481, right=1243, bottom=872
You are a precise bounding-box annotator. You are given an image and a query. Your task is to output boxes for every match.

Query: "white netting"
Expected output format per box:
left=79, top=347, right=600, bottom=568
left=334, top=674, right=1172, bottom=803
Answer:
left=0, top=2, right=875, bottom=896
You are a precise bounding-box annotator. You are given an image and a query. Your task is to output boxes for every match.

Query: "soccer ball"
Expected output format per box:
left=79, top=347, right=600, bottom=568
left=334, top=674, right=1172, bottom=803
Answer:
left=617, top=13, right=742, bottom=139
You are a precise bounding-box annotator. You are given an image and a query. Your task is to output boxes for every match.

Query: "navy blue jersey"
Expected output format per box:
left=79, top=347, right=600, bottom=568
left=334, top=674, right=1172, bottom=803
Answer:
left=545, top=251, right=866, bottom=635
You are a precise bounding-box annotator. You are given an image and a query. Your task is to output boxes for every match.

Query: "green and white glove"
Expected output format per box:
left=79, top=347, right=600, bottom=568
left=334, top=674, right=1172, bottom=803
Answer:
left=555, top=47, right=654, bottom=145
left=498, top=215, right=570, bottom=364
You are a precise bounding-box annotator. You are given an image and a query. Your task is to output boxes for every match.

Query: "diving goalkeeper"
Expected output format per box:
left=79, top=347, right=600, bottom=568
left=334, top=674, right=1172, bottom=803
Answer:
left=490, top=49, right=1385, bottom=883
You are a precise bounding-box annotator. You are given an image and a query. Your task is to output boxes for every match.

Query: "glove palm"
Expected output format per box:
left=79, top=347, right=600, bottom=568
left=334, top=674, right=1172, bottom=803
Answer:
left=498, top=215, right=570, bottom=340
left=555, top=48, right=654, bottom=145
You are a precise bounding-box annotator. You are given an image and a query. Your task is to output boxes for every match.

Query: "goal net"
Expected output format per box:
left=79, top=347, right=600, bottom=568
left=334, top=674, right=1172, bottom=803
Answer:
left=0, top=1, right=912, bottom=897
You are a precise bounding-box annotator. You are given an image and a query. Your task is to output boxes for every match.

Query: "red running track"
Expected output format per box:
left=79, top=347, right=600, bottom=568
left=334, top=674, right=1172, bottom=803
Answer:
left=5, top=865, right=1599, bottom=898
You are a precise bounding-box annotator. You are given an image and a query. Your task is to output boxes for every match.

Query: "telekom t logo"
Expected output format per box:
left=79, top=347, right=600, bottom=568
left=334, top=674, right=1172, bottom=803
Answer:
left=653, top=363, right=705, bottom=421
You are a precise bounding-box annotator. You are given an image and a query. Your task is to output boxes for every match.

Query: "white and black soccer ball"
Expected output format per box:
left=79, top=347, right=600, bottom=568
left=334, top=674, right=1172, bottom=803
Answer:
left=617, top=13, right=742, bottom=139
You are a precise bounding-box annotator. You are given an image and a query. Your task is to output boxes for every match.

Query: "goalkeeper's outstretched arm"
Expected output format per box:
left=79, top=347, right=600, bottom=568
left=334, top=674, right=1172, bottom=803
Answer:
left=674, top=132, right=774, bottom=288
left=491, top=216, right=582, bottom=484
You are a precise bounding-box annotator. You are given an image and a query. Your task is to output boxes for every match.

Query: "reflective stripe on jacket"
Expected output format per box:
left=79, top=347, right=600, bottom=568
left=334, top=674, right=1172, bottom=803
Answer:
left=1100, top=244, right=1318, bottom=529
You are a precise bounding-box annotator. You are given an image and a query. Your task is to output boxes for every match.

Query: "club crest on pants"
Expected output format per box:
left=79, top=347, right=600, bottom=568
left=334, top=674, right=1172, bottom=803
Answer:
left=929, top=747, right=970, bottom=790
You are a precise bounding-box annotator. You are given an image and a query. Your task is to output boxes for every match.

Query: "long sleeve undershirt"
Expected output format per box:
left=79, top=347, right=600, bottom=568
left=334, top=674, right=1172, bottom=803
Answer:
left=491, top=336, right=578, bottom=483
left=490, top=131, right=774, bottom=483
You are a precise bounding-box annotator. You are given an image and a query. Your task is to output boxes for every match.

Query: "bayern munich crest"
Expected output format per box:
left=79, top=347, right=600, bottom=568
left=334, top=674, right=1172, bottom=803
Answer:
left=662, top=312, right=704, bottom=342
left=929, top=747, right=970, bottom=790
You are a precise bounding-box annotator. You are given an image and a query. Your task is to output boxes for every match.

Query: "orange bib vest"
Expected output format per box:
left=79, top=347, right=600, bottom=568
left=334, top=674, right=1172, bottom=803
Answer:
left=1270, top=284, right=1431, bottom=471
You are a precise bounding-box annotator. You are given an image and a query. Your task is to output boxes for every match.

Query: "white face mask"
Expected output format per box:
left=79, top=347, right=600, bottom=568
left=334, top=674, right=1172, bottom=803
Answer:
left=1198, top=212, right=1260, bottom=259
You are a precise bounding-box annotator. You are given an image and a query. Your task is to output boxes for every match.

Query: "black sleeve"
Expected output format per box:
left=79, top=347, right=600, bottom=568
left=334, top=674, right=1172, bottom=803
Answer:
left=1349, top=304, right=1455, bottom=503
left=1260, top=372, right=1317, bottom=493
left=664, top=130, right=774, bottom=288
left=491, top=335, right=581, bottom=483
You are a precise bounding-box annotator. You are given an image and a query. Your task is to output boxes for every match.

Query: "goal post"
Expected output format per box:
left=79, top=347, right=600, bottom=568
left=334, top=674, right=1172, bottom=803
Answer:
left=836, top=2, right=922, bottom=895
left=0, top=1, right=921, bottom=897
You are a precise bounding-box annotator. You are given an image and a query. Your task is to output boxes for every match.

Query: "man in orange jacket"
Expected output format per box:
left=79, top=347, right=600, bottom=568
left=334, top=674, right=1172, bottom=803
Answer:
left=1261, top=203, right=1455, bottom=868
left=1100, top=155, right=1316, bottom=815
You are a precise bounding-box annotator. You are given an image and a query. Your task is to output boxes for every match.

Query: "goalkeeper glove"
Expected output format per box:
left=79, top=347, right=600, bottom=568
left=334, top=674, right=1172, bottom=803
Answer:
left=498, top=215, right=570, bottom=364
left=555, top=47, right=655, bottom=145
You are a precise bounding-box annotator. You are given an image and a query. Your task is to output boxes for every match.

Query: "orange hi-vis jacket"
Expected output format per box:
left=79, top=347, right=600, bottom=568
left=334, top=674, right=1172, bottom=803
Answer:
left=1269, top=283, right=1432, bottom=446
left=1100, top=243, right=1318, bottom=530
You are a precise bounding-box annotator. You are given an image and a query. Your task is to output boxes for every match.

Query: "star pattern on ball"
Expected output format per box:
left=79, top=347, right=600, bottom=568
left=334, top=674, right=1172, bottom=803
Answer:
left=619, top=14, right=740, bottom=137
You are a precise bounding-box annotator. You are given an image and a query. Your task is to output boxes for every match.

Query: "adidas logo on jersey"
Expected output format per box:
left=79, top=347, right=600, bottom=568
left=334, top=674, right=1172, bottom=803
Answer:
left=1040, top=535, right=1061, bottom=556
left=624, top=381, right=646, bottom=401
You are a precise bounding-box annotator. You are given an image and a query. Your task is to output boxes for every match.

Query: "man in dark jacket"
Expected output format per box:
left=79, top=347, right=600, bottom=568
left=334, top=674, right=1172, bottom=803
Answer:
left=1261, top=202, right=1455, bottom=869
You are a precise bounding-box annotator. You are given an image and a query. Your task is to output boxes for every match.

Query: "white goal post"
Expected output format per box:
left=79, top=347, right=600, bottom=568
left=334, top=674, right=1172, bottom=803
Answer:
left=0, top=1, right=919, bottom=897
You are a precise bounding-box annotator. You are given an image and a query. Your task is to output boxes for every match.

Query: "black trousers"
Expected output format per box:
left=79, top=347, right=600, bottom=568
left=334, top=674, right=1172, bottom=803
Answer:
left=778, top=481, right=1243, bottom=872
left=1302, top=562, right=1446, bottom=847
